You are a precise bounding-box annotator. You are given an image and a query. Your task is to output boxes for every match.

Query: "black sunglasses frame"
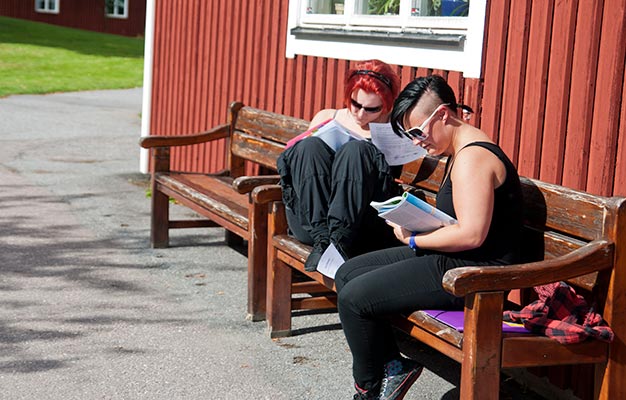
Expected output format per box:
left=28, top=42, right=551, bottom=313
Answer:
left=403, top=127, right=427, bottom=141
left=350, top=98, right=383, bottom=113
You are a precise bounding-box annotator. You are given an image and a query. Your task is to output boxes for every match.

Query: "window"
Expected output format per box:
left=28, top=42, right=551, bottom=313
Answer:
left=286, top=0, right=487, bottom=78
left=106, top=0, right=128, bottom=19
left=35, top=0, right=59, bottom=14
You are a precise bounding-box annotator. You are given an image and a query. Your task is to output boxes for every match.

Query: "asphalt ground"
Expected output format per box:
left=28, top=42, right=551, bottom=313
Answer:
left=0, top=89, right=550, bottom=399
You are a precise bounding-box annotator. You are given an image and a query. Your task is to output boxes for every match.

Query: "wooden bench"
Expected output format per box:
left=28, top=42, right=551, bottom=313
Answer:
left=139, top=102, right=308, bottom=321
left=253, top=155, right=626, bottom=399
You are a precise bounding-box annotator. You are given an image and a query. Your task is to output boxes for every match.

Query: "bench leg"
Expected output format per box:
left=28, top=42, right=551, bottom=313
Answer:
left=267, top=254, right=293, bottom=338
left=247, top=200, right=268, bottom=321
left=151, top=187, right=170, bottom=248
left=459, top=292, right=503, bottom=400
left=597, top=324, right=626, bottom=398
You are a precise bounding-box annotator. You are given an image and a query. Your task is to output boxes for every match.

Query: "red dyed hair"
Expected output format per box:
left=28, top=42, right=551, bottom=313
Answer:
left=344, top=60, right=401, bottom=114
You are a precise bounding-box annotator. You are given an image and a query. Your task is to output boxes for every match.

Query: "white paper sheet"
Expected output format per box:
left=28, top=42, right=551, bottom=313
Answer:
left=316, top=243, right=345, bottom=279
left=369, top=122, right=427, bottom=165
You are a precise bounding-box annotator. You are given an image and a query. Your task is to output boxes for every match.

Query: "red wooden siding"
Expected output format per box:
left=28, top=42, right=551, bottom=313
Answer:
left=150, top=0, right=626, bottom=198
left=483, top=0, right=626, bottom=197
left=0, top=0, right=145, bottom=37
left=588, top=1, right=626, bottom=196
left=149, top=0, right=480, bottom=176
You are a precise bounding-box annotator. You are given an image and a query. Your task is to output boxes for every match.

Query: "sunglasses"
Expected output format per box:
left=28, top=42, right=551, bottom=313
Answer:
left=350, top=98, right=383, bottom=113
left=401, top=103, right=449, bottom=141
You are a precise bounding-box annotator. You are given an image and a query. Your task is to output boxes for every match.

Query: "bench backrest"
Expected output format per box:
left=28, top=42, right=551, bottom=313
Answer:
left=228, top=103, right=308, bottom=177
left=401, top=156, right=625, bottom=302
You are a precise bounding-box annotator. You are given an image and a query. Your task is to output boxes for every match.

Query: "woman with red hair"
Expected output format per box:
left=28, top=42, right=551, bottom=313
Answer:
left=277, top=59, right=402, bottom=272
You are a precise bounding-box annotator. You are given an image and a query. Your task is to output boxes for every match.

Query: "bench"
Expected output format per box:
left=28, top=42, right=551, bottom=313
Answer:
left=139, top=102, right=308, bottom=321
left=253, top=155, right=626, bottom=399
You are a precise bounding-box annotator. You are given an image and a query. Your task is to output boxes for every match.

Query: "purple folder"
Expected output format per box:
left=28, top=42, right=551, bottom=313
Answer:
left=422, top=310, right=530, bottom=334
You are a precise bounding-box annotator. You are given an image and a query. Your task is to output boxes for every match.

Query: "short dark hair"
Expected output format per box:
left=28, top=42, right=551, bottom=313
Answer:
left=390, top=75, right=458, bottom=137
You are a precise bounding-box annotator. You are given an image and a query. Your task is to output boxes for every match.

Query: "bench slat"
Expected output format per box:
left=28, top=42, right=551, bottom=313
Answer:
left=402, top=311, right=464, bottom=348
left=231, top=132, right=285, bottom=171
left=390, top=315, right=464, bottom=363
left=156, top=173, right=249, bottom=231
left=501, top=335, right=608, bottom=368
left=235, top=107, right=309, bottom=144
left=521, top=178, right=611, bottom=241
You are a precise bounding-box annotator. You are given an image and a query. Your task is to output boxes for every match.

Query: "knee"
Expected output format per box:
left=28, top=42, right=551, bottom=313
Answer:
left=286, top=137, right=334, bottom=175
left=337, top=280, right=367, bottom=317
left=336, top=140, right=376, bottom=162
left=334, top=266, right=349, bottom=293
left=292, top=136, right=331, bottom=158
left=334, top=257, right=359, bottom=292
left=337, top=283, right=355, bottom=315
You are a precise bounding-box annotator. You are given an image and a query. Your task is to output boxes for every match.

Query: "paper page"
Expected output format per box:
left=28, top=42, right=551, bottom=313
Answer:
left=369, top=123, right=427, bottom=166
left=380, top=200, right=444, bottom=232
left=316, top=242, right=345, bottom=279
left=313, top=120, right=362, bottom=152
left=370, top=195, right=403, bottom=212
left=402, top=192, right=457, bottom=225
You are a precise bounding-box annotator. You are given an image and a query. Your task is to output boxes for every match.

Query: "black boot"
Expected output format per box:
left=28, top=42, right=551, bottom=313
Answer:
left=304, top=238, right=329, bottom=272
left=330, top=228, right=355, bottom=261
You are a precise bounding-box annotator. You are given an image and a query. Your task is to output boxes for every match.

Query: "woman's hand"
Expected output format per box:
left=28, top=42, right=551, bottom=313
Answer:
left=387, top=221, right=412, bottom=245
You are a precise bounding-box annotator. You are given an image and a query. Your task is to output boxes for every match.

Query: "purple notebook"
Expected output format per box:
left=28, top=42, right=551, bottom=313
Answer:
left=422, top=310, right=530, bottom=334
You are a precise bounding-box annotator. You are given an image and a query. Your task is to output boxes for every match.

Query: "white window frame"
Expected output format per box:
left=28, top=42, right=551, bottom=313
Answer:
left=286, top=0, right=487, bottom=78
left=35, top=0, right=59, bottom=14
left=105, top=0, right=129, bottom=19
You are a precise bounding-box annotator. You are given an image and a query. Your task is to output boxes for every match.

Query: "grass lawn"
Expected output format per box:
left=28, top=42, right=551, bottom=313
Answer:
left=0, top=16, right=144, bottom=97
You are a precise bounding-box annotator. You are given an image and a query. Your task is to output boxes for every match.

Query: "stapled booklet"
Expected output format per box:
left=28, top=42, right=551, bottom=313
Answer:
left=285, top=119, right=364, bottom=152
left=371, top=192, right=457, bottom=232
left=316, top=242, right=345, bottom=279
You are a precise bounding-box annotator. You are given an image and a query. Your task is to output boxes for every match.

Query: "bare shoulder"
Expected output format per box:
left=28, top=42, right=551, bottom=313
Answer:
left=453, top=143, right=507, bottom=185
left=309, top=109, right=337, bottom=128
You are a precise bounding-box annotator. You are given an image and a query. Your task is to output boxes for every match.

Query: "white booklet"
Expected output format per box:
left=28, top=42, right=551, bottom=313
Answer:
left=316, top=243, right=345, bottom=279
left=312, top=119, right=365, bottom=152
left=369, top=122, right=427, bottom=165
left=371, top=192, right=457, bottom=232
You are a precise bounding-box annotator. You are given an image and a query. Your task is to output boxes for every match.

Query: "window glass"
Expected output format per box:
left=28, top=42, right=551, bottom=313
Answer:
left=412, top=0, right=470, bottom=16
left=35, top=0, right=58, bottom=13
left=359, top=0, right=400, bottom=16
left=105, top=0, right=128, bottom=18
left=305, top=0, right=470, bottom=17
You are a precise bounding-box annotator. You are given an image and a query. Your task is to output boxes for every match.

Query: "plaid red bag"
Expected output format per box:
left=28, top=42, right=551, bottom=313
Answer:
left=503, top=281, right=614, bottom=344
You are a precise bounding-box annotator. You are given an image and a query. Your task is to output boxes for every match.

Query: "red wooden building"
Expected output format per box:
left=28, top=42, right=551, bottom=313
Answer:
left=0, top=0, right=146, bottom=37
left=141, top=1, right=625, bottom=397
left=143, top=0, right=626, bottom=199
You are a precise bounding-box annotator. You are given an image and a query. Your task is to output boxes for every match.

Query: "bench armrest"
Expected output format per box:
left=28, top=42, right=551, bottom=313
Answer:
left=443, top=239, right=614, bottom=297
left=139, top=123, right=230, bottom=148
left=252, top=184, right=283, bottom=204
left=233, top=175, right=280, bottom=194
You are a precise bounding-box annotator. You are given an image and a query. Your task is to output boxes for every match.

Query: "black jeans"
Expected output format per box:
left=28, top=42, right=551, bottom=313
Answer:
left=277, top=137, right=400, bottom=256
left=335, top=246, right=467, bottom=390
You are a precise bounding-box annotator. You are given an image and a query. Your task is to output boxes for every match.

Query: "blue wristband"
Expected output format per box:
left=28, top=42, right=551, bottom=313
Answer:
left=409, top=233, right=418, bottom=250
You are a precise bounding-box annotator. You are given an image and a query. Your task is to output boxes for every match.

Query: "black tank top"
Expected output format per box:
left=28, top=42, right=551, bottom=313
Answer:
left=435, top=142, right=523, bottom=264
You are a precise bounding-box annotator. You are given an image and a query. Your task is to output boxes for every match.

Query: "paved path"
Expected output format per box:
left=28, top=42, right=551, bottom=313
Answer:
left=0, top=89, right=546, bottom=399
